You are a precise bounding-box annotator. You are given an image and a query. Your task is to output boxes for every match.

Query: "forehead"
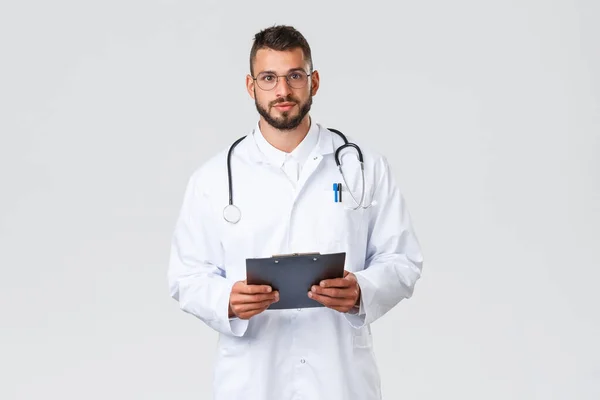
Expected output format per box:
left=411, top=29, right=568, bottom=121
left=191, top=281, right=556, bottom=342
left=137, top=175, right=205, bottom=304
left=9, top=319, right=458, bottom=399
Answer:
left=253, top=47, right=308, bottom=73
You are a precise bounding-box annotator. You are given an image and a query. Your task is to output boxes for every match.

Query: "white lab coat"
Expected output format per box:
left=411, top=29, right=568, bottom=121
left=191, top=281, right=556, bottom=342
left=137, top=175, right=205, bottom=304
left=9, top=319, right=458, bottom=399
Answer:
left=168, top=122, right=423, bottom=400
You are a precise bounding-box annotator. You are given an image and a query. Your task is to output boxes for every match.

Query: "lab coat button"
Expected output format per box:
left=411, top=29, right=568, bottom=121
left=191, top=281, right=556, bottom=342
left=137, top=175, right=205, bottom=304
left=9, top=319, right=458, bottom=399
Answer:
left=300, top=358, right=305, bottom=363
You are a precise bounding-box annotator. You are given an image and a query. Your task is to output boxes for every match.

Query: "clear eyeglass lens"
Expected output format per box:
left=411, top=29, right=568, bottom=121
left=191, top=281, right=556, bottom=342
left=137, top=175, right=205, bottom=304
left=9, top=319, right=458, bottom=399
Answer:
left=256, top=71, right=308, bottom=90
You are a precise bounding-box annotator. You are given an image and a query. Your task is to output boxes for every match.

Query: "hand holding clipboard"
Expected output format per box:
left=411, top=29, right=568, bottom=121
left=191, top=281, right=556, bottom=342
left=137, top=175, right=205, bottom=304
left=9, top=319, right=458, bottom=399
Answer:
left=228, top=280, right=280, bottom=320
left=245, top=252, right=347, bottom=310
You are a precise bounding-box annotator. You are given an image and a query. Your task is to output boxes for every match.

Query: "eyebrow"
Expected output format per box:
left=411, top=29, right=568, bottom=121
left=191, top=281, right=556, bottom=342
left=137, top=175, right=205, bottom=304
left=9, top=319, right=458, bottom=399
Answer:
left=258, top=67, right=307, bottom=75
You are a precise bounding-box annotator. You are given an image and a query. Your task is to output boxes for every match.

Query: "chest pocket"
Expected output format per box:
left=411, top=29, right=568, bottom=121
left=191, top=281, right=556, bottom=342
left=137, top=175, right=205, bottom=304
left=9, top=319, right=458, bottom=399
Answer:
left=310, top=183, right=371, bottom=256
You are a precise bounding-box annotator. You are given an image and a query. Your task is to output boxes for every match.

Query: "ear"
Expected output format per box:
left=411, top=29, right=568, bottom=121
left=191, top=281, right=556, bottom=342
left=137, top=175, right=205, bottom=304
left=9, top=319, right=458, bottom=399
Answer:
left=246, top=74, right=255, bottom=99
left=310, top=70, right=320, bottom=96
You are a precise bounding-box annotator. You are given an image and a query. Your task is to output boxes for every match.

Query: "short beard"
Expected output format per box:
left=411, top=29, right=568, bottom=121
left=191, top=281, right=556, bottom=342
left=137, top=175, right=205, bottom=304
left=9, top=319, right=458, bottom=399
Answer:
left=255, top=92, right=313, bottom=131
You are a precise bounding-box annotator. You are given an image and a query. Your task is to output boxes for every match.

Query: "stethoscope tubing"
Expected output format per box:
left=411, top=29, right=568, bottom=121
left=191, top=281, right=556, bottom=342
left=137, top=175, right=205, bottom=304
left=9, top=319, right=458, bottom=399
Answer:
left=223, top=128, right=369, bottom=223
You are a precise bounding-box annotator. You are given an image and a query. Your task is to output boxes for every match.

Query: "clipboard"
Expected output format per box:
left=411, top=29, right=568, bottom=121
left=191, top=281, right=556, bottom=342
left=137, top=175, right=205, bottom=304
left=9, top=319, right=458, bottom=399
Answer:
left=246, top=252, right=346, bottom=310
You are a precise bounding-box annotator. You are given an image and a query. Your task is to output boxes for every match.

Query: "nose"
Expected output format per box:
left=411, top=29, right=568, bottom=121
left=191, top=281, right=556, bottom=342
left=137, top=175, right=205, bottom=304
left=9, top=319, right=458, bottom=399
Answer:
left=274, top=76, right=293, bottom=98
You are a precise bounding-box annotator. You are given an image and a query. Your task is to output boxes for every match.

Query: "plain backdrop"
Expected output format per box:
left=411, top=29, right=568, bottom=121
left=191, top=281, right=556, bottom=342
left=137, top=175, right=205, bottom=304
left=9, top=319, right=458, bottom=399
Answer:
left=1, top=1, right=599, bottom=399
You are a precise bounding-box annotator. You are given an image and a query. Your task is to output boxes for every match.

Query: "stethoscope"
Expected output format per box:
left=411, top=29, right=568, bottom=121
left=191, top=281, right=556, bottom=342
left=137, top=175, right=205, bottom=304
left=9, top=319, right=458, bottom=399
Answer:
left=223, top=128, right=372, bottom=224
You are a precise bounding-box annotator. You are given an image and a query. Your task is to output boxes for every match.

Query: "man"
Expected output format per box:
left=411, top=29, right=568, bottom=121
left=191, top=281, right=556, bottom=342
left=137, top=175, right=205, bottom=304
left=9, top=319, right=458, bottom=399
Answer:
left=168, top=25, right=423, bottom=400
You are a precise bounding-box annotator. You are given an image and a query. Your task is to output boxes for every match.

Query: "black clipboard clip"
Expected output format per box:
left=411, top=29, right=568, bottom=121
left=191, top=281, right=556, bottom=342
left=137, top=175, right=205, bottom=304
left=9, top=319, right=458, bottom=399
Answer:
left=271, top=252, right=320, bottom=258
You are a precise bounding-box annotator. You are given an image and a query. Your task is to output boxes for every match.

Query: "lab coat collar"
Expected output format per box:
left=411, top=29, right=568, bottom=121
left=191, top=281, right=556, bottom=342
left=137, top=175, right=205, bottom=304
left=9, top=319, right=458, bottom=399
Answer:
left=253, top=118, right=319, bottom=168
left=243, top=118, right=335, bottom=164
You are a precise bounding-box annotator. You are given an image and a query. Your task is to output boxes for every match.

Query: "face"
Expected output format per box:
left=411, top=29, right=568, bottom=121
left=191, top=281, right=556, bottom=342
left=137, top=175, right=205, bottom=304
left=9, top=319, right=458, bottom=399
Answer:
left=247, top=47, right=320, bottom=130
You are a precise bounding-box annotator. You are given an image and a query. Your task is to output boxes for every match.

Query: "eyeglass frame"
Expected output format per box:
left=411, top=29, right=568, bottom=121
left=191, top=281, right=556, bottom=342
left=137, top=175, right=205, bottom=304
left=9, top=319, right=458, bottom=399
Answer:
left=251, top=68, right=313, bottom=91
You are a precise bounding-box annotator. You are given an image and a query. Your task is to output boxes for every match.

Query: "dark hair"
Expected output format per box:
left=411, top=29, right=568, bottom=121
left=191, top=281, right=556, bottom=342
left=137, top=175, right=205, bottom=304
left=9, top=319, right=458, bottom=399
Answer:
left=249, top=25, right=313, bottom=76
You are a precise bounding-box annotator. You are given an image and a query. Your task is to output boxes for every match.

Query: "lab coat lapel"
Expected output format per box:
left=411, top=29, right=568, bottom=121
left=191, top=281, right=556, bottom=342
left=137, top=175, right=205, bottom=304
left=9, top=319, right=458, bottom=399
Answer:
left=292, top=124, right=337, bottom=200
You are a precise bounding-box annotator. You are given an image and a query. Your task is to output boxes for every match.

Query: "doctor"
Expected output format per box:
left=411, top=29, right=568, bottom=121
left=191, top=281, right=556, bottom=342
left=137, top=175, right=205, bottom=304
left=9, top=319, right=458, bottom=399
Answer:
left=168, top=25, right=423, bottom=400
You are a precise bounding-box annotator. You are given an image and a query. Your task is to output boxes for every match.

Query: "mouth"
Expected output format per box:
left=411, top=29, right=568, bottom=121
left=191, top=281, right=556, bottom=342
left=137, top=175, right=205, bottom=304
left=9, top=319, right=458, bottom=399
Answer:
left=273, top=102, right=296, bottom=112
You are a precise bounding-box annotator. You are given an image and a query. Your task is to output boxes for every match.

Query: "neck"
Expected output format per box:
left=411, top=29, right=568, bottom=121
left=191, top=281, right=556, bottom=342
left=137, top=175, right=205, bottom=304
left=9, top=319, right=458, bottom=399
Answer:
left=259, top=115, right=311, bottom=153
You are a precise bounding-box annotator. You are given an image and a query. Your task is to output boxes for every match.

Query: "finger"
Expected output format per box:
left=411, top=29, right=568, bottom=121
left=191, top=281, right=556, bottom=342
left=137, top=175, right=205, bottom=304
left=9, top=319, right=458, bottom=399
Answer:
left=308, top=291, right=354, bottom=308
left=236, top=308, right=262, bottom=320
left=234, top=299, right=276, bottom=313
left=318, top=278, right=353, bottom=288
left=232, top=298, right=278, bottom=318
left=238, top=305, right=271, bottom=320
left=231, top=292, right=279, bottom=304
left=327, top=305, right=352, bottom=313
left=310, top=286, right=355, bottom=299
left=236, top=284, right=274, bottom=295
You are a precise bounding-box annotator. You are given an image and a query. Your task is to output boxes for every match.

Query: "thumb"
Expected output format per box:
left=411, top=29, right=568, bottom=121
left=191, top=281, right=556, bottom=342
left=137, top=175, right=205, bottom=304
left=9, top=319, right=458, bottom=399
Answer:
left=344, top=272, right=357, bottom=282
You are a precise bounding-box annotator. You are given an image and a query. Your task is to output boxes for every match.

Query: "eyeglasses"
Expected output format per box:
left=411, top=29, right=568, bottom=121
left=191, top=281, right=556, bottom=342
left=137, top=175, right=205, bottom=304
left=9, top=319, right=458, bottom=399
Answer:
left=253, top=70, right=311, bottom=91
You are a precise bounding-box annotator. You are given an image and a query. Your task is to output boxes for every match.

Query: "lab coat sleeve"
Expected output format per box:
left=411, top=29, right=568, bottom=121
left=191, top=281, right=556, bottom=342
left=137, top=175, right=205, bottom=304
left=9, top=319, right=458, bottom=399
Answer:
left=167, top=172, right=249, bottom=337
left=344, top=156, right=423, bottom=328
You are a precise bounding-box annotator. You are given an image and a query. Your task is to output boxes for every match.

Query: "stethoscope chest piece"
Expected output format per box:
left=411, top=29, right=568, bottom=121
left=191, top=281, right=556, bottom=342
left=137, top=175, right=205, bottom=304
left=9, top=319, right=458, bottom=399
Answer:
left=223, top=204, right=241, bottom=224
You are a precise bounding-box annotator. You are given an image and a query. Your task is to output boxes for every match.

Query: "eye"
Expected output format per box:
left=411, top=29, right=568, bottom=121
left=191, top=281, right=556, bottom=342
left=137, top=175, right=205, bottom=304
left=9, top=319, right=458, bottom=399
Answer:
left=259, top=73, right=275, bottom=82
left=289, top=73, right=301, bottom=80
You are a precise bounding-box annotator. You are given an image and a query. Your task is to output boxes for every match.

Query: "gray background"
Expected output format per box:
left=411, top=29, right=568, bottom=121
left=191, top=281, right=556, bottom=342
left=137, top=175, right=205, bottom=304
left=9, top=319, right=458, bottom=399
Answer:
left=1, top=0, right=599, bottom=399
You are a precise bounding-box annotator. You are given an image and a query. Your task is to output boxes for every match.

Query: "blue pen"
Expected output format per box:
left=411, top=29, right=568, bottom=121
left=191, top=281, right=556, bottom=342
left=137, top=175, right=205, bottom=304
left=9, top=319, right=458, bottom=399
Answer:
left=333, top=183, right=338, bottom=202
